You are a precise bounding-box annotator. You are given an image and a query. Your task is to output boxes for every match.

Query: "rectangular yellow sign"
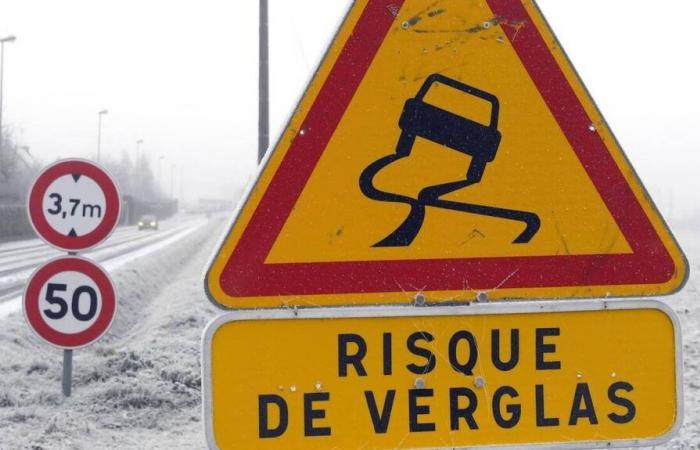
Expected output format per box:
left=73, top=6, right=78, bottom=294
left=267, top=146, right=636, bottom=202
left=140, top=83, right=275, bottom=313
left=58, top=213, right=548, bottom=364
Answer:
left=203, top=301, right=681, bottom=449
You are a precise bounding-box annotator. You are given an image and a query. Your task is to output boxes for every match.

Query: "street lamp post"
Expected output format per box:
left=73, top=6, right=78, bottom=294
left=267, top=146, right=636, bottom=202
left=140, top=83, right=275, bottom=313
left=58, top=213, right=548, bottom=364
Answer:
left=96, top=109, right=108, bottom=162
left=179, top=165, right=184, bottom=204
left=136, top=139, right=144, bottom=161
left=134, top=139, right=145, bottom=195
left=17, top=145, right=32, bottom=168
left=157, top=155, right=165, bottom=197
left=0, top=35, right=17, bottom=168
left=170, top=163, right=176, bottom=199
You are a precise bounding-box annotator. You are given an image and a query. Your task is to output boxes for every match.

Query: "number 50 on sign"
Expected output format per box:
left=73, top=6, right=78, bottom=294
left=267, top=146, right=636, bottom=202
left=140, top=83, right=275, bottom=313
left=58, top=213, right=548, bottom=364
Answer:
left=23, top=256, right=116, bottom=349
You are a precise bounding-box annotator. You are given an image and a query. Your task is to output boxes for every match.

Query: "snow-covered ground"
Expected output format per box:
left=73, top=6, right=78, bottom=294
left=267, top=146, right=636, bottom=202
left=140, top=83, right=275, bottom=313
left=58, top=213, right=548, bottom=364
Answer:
left=665, top=225, right=700, bottom=450
left=0, top=215, right=208, bottom=319
left=0, top=215, right=697, bottom=449
left=0, top=215, right=222, bottom=449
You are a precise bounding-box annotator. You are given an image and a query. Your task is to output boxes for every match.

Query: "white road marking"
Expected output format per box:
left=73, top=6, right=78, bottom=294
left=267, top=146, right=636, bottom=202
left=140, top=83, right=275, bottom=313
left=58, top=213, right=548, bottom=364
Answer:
left=0, top=219, right=208, bottom=320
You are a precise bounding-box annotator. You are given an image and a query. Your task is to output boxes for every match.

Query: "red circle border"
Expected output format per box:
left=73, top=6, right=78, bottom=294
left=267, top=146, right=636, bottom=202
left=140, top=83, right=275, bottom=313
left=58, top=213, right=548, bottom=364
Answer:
left=23, top=256, right=117, bottom=349
left=28, top=159, right=121, bottom=252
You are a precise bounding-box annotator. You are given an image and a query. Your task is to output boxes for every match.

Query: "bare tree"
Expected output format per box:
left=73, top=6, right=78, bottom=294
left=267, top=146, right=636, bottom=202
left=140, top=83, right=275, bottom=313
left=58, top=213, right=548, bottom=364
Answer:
left=0, top=126, right=39, bottom=203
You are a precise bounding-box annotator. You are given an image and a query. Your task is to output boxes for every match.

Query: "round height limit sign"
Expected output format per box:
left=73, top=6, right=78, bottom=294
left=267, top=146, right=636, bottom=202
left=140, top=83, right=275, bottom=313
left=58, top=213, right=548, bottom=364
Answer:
left=24, top=256, right=116, bottom=349
left=28, top=159, right=121, bottom=252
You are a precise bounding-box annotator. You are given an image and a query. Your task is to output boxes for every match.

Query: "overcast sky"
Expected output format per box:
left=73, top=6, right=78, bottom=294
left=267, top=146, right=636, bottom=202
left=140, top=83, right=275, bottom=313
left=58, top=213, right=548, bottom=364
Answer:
left=0, top=0, right=698, bottom=219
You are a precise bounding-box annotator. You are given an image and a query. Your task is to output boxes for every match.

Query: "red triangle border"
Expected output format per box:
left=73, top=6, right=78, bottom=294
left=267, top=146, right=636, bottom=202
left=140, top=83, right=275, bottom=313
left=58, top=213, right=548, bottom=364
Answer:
left=219, top=0, right=675, bottom=298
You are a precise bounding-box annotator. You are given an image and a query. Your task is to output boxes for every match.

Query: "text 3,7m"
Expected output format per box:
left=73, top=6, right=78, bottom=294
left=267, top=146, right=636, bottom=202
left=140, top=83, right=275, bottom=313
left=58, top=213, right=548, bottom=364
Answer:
left=46, top=193, right=103, bottom=219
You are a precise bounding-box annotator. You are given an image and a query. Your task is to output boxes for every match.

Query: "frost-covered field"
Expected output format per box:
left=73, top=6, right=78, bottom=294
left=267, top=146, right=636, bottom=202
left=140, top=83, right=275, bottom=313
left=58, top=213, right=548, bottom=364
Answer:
left=0, top=217, right=697, bottom=449
left=0, top=217, right=223, bottom=449
left=664, top=225, right=700, bottom=450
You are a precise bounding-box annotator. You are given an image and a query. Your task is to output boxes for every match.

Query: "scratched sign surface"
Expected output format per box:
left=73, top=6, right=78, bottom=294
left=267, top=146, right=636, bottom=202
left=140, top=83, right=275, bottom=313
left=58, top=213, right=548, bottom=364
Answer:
left=205, top=0, right=687, bottom=308
left=203, top=301, right=681, bottom=449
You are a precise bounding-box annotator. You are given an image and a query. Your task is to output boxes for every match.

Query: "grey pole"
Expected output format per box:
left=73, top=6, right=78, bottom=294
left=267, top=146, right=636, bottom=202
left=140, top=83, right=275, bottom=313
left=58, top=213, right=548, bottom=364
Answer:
left=170, top=163, right=175, bottom=198
left=136, top=139, right=144, bottom=161
left=179, top=165, right=184, bottom=204
left=157, top=155, right=165, bottom=196
left=62, top=349, right=73, bottom=397
left=135, top=139, right=144, bottom=198
left=258, top=0, right=269, bottom=164
left=0, top=35, right=17, bottom=172
left=97, top=109, right=108, bottom=162
left=97, top=114, right=102, bottom=161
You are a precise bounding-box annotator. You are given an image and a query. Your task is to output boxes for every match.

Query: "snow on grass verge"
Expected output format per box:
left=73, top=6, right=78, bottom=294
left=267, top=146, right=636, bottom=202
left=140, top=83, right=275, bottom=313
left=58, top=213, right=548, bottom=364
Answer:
left=0, top=216, right=223, bottom=450
left=1, top=219, right=698, bottom=449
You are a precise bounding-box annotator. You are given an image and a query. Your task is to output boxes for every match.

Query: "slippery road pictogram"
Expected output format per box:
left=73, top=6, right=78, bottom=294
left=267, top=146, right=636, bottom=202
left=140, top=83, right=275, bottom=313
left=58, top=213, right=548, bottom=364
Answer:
left=359, top=74, right=541, bottom=247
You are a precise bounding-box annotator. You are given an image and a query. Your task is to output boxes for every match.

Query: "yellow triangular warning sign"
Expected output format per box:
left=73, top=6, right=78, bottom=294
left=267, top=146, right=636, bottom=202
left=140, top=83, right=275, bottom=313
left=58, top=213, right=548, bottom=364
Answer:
left=206, top=0, right=687, bottom=308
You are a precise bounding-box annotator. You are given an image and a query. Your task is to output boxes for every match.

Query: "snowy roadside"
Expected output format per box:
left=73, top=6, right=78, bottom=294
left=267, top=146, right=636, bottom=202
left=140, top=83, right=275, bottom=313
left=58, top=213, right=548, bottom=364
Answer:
left=0, top=216, right=224, bottom=450
left=660, top=225, right=700, bottom=450
left=0, top=217, right=208, bottom=319
left=0, top=216, right=697, bottom=449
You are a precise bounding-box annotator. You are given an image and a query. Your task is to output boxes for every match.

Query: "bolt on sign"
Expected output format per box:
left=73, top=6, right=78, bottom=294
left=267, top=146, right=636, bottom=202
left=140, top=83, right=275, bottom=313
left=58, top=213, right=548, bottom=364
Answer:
left=203, top=300, right=681, bottom=449
left=205, top=0, right=687, bottom=308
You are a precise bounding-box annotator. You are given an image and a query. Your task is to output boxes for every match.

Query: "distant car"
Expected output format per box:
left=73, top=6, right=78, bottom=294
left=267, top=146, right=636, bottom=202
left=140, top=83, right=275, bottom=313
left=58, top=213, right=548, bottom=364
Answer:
left=138, top=215, right=159, bottom=231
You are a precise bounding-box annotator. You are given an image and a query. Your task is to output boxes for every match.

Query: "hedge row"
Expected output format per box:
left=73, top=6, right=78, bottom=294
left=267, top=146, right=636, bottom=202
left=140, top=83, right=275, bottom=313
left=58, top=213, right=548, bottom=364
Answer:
left=0, top=205, right=33, bottom=240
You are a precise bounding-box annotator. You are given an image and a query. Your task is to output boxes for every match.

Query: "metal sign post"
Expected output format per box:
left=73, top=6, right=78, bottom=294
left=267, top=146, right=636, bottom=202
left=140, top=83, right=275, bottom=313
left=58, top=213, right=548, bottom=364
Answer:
left=62, top=349, right=73, bottom=397
left=258, top=0, right=269, bottom=163
left=23, top=256, right=117, bottom=396
left=64, top=249, right=77, bottom=398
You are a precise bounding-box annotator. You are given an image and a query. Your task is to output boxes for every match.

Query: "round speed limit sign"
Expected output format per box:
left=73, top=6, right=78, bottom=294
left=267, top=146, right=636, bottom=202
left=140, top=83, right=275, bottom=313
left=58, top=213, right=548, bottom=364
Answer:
left=23, top=256, right=116, bottom=349
left=28, top=159, right=121, bottom=252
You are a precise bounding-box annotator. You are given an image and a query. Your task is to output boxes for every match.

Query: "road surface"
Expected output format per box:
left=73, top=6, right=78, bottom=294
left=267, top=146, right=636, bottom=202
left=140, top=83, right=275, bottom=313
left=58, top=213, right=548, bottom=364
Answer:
left=0, top=214, right=208, bottom=319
